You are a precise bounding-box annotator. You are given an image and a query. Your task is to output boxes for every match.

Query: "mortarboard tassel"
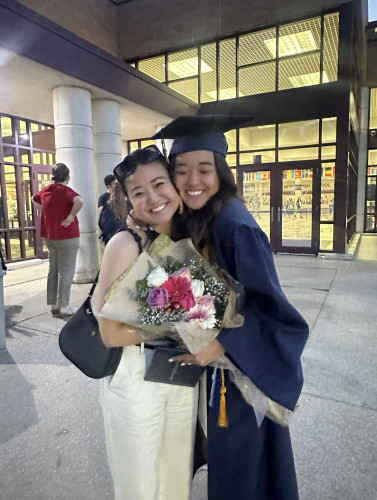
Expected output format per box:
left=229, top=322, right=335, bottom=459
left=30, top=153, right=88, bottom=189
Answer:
left=217, top=369, right=229, bottom=427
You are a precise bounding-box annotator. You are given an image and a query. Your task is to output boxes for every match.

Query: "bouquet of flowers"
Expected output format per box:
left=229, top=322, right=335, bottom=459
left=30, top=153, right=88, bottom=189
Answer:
left=100, top=234, right=244, bottom=353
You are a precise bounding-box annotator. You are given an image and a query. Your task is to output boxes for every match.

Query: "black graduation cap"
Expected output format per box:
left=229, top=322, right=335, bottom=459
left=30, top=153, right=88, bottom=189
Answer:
left=153, top=115, right=253, bottom=157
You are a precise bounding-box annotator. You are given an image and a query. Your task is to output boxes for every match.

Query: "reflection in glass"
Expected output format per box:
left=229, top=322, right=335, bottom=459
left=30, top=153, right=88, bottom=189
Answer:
left=321, top=163, right=335, bottom=222
left=25, top=230, right=35, bottom=257
left=282, top=168, right=312, bottom=247
left=320, top=223, right=334, bottom=251
left=240, top=151, right=276, bottom=164
left=5, top=165, right=19, bottom=228
left=370, top=88, right=377, bottom=129
left=279, top=120, right=319, bottom=147
left=242, top=171, right=270, bottom=238
left=9, top=232, right=21, bottom=259
left=365, top=177, right=376, bottom=232
left=240, top=126, right=276, bottom=150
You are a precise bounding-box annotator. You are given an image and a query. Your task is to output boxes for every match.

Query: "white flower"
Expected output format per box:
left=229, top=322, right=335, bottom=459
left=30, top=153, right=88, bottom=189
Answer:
left=147, top=266, right=169, bottom=287
left=186, top=305, right=217, bottom=329
left=191, top=279, right=205, bottom=298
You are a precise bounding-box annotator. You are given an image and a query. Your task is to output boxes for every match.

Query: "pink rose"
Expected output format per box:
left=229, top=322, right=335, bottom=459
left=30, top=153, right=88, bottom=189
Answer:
left=171, top=267, right=192, bottom=281
left=197, top=294, right=215, bottom=309
left=146, top=287, right=169, bottom=309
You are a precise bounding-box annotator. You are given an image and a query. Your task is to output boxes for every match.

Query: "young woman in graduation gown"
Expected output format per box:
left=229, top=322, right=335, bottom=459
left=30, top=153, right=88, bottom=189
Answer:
left=154, top=116, right=310, bottom=500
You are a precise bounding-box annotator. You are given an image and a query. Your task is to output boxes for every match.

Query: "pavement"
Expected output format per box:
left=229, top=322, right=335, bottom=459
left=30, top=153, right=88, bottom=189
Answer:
left=1, top=234, right=377, bottom=500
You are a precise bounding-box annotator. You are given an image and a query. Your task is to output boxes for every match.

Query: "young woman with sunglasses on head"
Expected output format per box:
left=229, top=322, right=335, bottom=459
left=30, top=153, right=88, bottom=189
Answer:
left=91, top=146, right=198, bottom=500
left=154, top=116, right=310, bottom=500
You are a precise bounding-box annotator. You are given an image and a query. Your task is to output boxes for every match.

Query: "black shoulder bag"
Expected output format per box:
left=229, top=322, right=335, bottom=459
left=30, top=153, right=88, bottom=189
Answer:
left=58, top=227, right=143, bottom=379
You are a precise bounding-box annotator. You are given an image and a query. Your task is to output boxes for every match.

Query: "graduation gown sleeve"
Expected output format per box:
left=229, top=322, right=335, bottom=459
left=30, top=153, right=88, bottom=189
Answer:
left=212, top=198, right=309, bottom=411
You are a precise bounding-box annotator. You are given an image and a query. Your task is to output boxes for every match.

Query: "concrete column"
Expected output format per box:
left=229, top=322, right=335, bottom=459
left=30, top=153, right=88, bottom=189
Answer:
left=92, top=99, right=122, bottom=200
left=53, top=86, right=97, bottom=283
left=356, top=86, right=369, bottom=233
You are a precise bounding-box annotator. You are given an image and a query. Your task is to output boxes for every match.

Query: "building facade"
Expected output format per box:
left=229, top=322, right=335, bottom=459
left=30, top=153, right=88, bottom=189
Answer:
left=0, top=0, right=376, bottom=266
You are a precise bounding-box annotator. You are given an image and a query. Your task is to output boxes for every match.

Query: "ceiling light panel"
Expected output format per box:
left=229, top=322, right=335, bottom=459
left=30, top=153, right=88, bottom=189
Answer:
left=239, top=28, right=277, bottom=64
left=168, top=49, right=199, bottom=80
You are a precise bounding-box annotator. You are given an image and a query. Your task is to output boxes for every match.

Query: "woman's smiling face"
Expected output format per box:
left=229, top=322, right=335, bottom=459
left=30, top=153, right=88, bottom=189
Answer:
left=125, top=161, right=180, bottom=233
left=173, top=150, right=220, bottom=211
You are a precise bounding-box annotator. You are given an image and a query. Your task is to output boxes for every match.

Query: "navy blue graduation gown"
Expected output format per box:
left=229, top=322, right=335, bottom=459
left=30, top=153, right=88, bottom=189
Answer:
left=206, top=197, right=309, bottom=500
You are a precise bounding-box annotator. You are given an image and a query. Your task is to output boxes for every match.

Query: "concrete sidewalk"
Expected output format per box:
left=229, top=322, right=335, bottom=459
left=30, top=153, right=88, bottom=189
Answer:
left=1, top=235, right=377, bottom=500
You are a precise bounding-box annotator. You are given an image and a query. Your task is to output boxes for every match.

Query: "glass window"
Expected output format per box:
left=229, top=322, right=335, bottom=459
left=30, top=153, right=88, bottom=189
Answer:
left=9, top=232, right=21, bottom=259
left=278, top=17, right=321, bottom=58
left=168, top=78, right=198, bottom=102
left=323, top=13, right=339, bottom=83
left=140, top=140, right=157, bottom=148
left=168, top=49, right=198, bottom=81
left=5, top=165, right=19, bottom=228
left=139, top=56, right=166, bottom=82
left=239, top=62, right=276, bottom=96
left=33, top=153, right=42, bottom=164
left=25, top=230, right=36, bottom=257
left=321, top=163, right=335, bottom=222
left=239, top=28, right=277, bottom=64
left=321, top=146, right=336, bottom=160
left=21, top=167, right=33, bottom=226
left=200, top=43, right=217, bottom=103
left=369, top=150, right=377, bottom=165
left=20, top=149, right=30, bottom=164
left=370, top=88, right=377, bottom=129
left=279, top=120, right=319, bottom=147
left=0, top=178, right=4, bottom=229
left=322, top=117, right=337, bottom=143
left=227, top=154, right=237, bottom=167
left=225, top=130, right=237, bottom=152
left=240, top=151, right=276, bottom=164
left=279, top=53, right=321, bottom=90
left=320, top=223, right=334, bottom=251
left=239, top=125, right=276, bottom=150
left=279, top=147, right=319, bottom=162
left=3, top=148, right=16, bottom=162
left=219, top=38, right=236, bottom=100
left=1, top=116, right=14, bottom=144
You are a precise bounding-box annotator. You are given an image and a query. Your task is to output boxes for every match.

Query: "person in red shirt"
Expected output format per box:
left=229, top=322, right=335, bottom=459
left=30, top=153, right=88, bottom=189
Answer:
left=32, top=163, right=83, bottom=318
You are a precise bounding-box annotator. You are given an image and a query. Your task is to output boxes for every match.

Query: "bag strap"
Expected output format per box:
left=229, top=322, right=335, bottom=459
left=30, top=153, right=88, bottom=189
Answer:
left=88, top=226, right=144, bottom=298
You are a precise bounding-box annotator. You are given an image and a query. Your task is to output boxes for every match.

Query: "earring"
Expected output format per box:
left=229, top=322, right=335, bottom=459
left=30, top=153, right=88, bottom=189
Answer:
left=178, top=197, right=184, bottom=215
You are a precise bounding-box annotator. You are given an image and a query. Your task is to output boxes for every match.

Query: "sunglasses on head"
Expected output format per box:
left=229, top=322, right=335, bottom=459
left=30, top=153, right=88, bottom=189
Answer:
left=113, top=145, right=166, bottom=183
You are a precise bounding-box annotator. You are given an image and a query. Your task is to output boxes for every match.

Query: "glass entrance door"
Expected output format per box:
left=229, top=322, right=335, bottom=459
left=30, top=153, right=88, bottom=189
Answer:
left=31, top=165, right=52, bottom=258
left=365, top=176, right=377, bottom=232
left=240, top=161, right=320, bottom=253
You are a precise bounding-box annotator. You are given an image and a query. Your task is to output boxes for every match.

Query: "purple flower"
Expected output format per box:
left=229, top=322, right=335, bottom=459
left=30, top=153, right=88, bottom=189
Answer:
left=147, top=286, right=169, bottom=309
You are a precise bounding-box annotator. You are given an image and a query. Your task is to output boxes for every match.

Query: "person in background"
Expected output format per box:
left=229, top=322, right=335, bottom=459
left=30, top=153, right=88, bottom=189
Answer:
left=154, top=115, right=309, bottom=500
left=98, top=174, right=126, bottom=245
left=91, top=146, right=197, bottom=500
left=32, top=163, right=83, bottom=318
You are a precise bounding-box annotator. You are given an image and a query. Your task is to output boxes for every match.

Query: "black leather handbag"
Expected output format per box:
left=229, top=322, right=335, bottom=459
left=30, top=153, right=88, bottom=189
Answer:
left=58, top=274, right=122, bottom=379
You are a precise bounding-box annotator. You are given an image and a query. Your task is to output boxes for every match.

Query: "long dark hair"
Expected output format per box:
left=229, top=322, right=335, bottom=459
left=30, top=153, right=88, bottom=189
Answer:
left=170, top=152, right=241, bottom=262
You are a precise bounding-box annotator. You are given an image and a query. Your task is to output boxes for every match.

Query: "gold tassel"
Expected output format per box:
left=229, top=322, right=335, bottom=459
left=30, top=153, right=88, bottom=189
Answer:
left=218, top=369, right=229, bottom=427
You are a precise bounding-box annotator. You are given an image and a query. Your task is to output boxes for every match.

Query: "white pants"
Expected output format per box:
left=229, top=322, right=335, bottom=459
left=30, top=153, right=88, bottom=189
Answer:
left=100, top=345, right=198, bottom=500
